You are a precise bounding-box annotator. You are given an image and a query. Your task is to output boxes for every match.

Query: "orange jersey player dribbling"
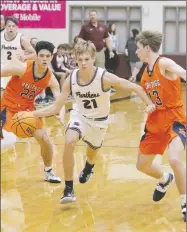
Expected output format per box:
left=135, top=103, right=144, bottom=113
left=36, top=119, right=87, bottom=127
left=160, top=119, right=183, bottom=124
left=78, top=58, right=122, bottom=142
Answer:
left=1, top=41, right=62, bottom=183
left=135, top=30, right=186, bottom=222
left=2, top=60, right=51, bottom=132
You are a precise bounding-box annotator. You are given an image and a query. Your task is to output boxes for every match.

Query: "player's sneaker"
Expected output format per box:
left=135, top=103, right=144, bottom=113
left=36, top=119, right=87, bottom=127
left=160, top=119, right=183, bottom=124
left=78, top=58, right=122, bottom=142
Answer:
left=182, top=203, right=186, bottom=222
left=153, top=173, right=174, bottom=201
left=44, top=169, right=61, bottom=183
left=79, top=169, right=93, bottom=184
left=60, top=186, right=76, bottom=204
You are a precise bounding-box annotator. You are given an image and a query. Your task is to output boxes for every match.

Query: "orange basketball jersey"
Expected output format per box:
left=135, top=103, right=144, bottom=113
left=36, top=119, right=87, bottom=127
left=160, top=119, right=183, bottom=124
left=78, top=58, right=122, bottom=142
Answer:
left=141, top=57, right=183, bottom=110
left=2, top=60, right=52, bottom=113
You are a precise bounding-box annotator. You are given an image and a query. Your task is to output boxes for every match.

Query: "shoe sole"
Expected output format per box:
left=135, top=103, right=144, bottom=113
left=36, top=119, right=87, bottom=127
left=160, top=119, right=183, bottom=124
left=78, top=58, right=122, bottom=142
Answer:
left=60, top=197, right=76, bottom=204
left=44, top=178, right=61, bottom=183
left=79, top=173, right=93, bottom=184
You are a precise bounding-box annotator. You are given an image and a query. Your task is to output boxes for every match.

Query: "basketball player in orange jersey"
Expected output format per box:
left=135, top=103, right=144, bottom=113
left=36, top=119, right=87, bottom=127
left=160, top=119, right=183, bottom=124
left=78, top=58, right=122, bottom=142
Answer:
left=135, top=31, right=186, bottom=222
left=23, top=40, right=155, bottom=204
left=1, top=41, right=62, bottom=183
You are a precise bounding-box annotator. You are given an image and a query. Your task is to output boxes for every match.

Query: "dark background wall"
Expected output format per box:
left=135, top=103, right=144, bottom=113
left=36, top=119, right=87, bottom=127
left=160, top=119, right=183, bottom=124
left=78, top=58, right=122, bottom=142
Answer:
left=116, top=54, right=186, bottom=80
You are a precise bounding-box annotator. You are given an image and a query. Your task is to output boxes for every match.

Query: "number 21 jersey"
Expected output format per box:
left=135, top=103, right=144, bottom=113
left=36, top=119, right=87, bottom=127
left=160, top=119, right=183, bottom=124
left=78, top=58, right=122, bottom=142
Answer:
left=71, top=67, right=111, bottom=118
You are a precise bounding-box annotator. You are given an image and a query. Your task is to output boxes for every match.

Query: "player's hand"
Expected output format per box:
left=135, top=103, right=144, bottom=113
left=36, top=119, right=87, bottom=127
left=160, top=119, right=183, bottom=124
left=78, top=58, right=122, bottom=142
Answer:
left=129, top=76, right=136, bottom=82
left=22, top=110, right=34, bottom=117
left=109, top=51, right=114, bottom=59
left=17, top=54, right=26, bottom=62
left=145, top=103, right=156, bottom=114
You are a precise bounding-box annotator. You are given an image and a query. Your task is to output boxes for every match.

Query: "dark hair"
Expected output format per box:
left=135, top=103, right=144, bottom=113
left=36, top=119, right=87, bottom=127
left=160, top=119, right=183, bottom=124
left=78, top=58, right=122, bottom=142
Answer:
left=108, top=23, right=116, bottom=35
left=5, top=15, right=18, bottom=25
left=132, top=29, right=139, bottom=38
left=57, top=43, right=67, bottom=50
left=35, top=41, right=55, bottom=55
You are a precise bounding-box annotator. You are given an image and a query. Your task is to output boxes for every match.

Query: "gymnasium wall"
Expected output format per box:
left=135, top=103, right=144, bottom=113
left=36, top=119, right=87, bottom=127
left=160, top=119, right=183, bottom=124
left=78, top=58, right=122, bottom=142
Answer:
left=19, top=1, right=186, bottom=51
left=18, top=1, right=186, bottom=78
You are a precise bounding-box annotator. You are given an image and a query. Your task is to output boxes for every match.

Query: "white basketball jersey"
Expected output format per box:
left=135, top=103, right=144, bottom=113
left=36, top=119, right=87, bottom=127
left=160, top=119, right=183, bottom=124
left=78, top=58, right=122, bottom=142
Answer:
left=71, top=67, right=111, bottom=118
left=1, top=31, right=23, bottom=88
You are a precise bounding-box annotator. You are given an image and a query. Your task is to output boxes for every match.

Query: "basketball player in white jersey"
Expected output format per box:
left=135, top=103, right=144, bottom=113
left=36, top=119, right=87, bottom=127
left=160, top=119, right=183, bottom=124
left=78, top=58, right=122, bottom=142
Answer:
left=25, top=40, right=155, bottom=203
left=1, top=15, right=36, bottom=90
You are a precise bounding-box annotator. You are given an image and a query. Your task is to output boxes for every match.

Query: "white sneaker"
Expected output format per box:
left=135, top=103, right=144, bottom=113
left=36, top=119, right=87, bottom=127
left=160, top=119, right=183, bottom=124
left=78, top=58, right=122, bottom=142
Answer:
left=60, top=186, right=76, bottom=204
left=153, top=173, right=174, bottom=201
left=44, top=170, right=61, bottom=183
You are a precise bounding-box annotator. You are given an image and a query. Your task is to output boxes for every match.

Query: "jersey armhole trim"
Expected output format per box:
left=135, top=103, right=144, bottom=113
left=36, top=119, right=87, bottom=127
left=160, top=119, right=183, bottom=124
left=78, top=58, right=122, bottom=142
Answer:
left=101, top=70, right=111, bottom=92
left=69, top=70, right=74, bottom=93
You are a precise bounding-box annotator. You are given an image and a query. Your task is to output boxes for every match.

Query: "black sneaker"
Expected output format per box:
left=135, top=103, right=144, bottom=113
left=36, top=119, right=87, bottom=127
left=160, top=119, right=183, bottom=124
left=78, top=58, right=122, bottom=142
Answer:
left=60, top=186, right=76, bottom=204
left=79, top=169, right=93, bottom=184
left=182, top=203, right=186, bottom=222
left=153, top=173, right=174, bottom=202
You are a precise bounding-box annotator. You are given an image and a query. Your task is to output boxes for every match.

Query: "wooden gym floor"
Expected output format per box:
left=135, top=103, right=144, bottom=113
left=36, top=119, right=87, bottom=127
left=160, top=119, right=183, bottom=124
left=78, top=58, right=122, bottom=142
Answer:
left=1, top=85, right=186, bottom=232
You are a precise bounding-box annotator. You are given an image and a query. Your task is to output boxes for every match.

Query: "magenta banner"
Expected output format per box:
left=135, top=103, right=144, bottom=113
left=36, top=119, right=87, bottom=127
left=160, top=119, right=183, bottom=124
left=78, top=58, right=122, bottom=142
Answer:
left=1, top=0, right=66, bottom=28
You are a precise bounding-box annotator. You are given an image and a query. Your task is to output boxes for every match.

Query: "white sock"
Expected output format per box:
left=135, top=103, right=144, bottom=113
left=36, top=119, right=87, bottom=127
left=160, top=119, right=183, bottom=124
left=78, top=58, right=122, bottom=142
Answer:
left=159, top=172, right=169, bottom=184
left=44, top=166, right=52, bottom=172
left=181, top=194, right=186, bottom=206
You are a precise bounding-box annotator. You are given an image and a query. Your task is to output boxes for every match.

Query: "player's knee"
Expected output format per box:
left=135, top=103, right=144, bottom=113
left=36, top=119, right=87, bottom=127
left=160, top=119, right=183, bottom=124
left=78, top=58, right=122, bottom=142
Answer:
left=136, top=161, right=149, bottom=172
left=65, top=137, right=78, bottom=148
left=168, top=157, right=182, bottom=169
left=136, top=161, right=144, bottom=172
left=34, top=129, right=51, bottom=145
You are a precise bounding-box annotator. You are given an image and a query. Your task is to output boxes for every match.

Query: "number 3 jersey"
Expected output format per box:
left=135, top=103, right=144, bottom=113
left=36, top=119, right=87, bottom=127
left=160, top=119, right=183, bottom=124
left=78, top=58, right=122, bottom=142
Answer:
left=1, top=31, right=23, bottom=88
left=2, top=60, right=52, bottom=113
left=71, top=67, right=111, bottom=118
left=141, top=57, right=183, bottom=110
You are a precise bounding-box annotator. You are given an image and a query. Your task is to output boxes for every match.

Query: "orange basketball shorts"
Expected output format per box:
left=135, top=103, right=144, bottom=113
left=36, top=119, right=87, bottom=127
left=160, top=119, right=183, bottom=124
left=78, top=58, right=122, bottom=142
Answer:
left=139, top=107, right=186, bottom=155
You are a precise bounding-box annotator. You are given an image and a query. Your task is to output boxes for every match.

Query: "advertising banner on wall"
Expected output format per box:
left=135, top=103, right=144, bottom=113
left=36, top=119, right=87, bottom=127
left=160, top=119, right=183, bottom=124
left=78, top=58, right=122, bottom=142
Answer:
left=1, top=0, right=66, bottom=28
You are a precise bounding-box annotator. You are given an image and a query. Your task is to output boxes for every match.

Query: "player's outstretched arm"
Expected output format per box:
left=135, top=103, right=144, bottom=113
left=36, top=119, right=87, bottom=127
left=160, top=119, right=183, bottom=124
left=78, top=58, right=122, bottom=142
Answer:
left=103, top=72, right=155, bottom=113
left=33, top=76, right=71, bottom=118
left=159, top=57, right=186, bottom=81
left=21, top=35, right=36, bottom=61
left=1, top=60, right=26, bottom=77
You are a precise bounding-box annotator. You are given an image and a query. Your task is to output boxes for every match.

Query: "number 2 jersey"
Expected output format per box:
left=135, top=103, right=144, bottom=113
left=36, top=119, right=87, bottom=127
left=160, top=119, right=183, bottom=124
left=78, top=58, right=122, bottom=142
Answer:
left=1, top=31, right=24, bottom=88
left=141, top=56, right=185, bottom=134
left=70, top=67, right=111, bottom=118
left=2, top=60, right=52, bottom=113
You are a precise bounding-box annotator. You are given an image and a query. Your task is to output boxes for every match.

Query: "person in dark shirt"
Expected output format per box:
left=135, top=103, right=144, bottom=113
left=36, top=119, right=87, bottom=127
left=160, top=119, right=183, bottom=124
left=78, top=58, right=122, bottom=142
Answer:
left=78, top=10, right=114, bottom=68
left=125, top=29, right=143, bottom=82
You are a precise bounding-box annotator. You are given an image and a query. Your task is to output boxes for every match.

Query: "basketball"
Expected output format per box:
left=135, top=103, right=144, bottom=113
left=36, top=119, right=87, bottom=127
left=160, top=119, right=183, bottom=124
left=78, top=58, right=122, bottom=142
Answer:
left=11, top=112, right=43, bottom=138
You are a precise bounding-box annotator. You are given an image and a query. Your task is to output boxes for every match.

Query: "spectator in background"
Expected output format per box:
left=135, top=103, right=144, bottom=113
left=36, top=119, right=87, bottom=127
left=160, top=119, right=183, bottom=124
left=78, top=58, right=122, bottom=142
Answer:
left=1, top=14, right=6, bottom=32
left=65, top=43, right=78, bottom=70
left=78, top=10, right=114, bottom=68
left=51, top=43, right=69, bottom=91
left=73, top=36, right=85, bottom=46
left=105, top=23, right=119, bottom=74
left=125, top=29, right=143, bottom=82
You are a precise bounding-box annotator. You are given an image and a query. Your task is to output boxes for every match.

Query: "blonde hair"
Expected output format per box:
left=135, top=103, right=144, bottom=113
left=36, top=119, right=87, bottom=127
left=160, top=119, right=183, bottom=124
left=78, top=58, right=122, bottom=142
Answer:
left=74, top=40, right=96, bottom=58
left=136, top=30, right=162, bottom=53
